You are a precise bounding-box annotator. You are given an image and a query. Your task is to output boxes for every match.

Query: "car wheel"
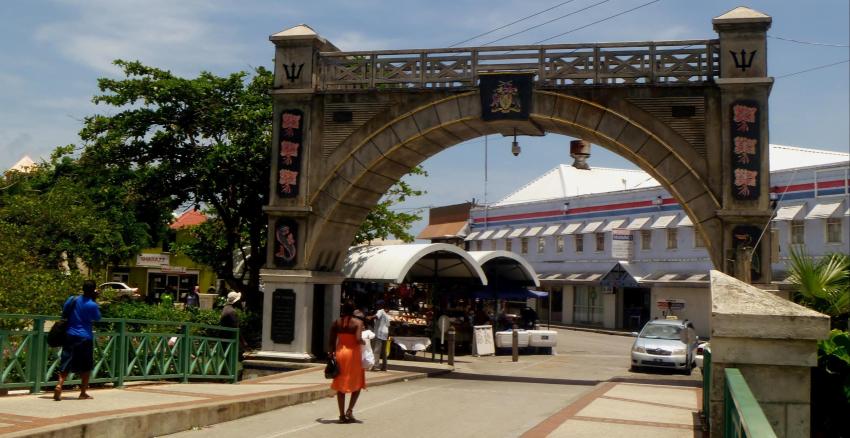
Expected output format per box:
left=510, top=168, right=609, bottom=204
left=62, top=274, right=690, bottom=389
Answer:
left=630, top=365, right=639, bottom=372
left=683, top=365, right=692, bottom=376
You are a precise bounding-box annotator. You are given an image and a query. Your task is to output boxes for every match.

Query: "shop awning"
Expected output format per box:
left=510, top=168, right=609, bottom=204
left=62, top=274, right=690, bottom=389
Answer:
left=773, top=203, right=806, bottom=221
left=541, top=224, right=562, bottom=236
left=601, top=219, right=627, bottom=232
left=343, top=243, right=487, bottom=285
left=676, top=215, right=693, bottom=227
left=416, top=221, right=468, bottom=240
left=471, top=286, right=548, bottom=300
left=625, top=216, right=651, bottom=230
left=468, top=250, right=540, bottom=287
left=492, top=228, right=511, bottom=239
left=599, top=262, right=644, bottom=288
left=465, top=231, right=481, bottom=241
left=508, top=227, right=527, bottom=238
left=560, top=222, right=583, bottom=235
left=650, top=214, right=678, bottom=229
left=477, top=229, right=496, bottom=240
left=805, top=200, right=843, bottom=219
left=641, top=271, right=709, bottom=285
left=523, top=226, right=544, bottom=237
left=579, top=220, right=604, bottom=234
left=538, top=272, right=606, bottom=283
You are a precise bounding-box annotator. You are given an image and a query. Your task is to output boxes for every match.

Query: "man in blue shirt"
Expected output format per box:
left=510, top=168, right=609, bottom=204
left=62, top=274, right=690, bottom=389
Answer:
left=54, top=280, right=101, bottom=401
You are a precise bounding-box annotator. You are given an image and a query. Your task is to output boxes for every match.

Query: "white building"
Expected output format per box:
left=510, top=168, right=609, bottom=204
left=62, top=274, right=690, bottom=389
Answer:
left=466, top=145, right=849, bottom=337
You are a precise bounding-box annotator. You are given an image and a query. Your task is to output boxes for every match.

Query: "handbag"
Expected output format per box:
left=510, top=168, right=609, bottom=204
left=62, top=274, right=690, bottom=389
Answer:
left=324, top=354, right=340, bottom=379
left=47, top=296, right=78, bottom=348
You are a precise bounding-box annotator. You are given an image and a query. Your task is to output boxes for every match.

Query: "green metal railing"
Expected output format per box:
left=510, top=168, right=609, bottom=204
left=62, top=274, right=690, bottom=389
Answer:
left=702, top=347, right=711, bottom=428
left=0, top=314, right=239, bottom=393
left=723, top=368, right=777, bottom=437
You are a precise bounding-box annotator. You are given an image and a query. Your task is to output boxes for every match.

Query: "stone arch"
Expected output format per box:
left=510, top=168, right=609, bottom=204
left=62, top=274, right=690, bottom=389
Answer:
left=306, top=91, right=722, bottom=270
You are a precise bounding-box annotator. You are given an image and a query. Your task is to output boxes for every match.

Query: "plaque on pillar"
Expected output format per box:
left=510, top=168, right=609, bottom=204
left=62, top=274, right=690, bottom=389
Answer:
left=274, top=218, right=298, bottom=268
left=278, top=109, right=303, bottom=198
left=730, top=100, right=761, bottom=201
left=271, top=289, right=296, bottom=343
left=479, top=73, right=533, bottom=121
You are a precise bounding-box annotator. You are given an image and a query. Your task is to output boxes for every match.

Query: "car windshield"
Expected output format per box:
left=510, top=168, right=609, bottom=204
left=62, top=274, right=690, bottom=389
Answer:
left=640, top=324, right=682, bottom=340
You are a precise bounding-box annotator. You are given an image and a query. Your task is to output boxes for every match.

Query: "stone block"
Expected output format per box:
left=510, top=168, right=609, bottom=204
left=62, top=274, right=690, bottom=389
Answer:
left=785, top=402, right=810, bottom=438
left=334, top=202, right=373, bottom=225
left=356, top=169, right=396, bottom=194
left=370, top=128, right=401, bottom=155
left=595, top=112, right=629, bottom=142
left=354, top=141, right=384, bottom=167
left=759, top=403, right=786, bottom=437
left=388, top=144, right=428, bottom=169
left=456, top=93, right=482, bottom=119
left=616, top=123, right=650, bottom=153
left=673, top=172, right=710, bottom=204
left=733, top=364, right=811, bottom=403
left=433, top=98, right=462, bottom=124
left=551, top=95, right=581, bottom=122
left=442, top=120, right=484, bottom=144
left=406, top=136, right=445, bottom=158
left=370, top=155, right=413, bottom=181
left=338, top=154, right=368, bottom=184
left=422, top=127, right=465, bottom=151
left=688, top=191, right=721, bottom=223
left=411, top=105, right=442, bottom=133
left=324, top=173, right=355, bottom=201
left=532, top=92, right=557, bottom=117
left=390, top=115, right=421, bottom=144
left=312, top=191, right=337, bottom=218
left=635, top=137, right=669, bottom=167
left=574, top=102, right=605, bottom=131
left=653, top=153, right=690, bottom=186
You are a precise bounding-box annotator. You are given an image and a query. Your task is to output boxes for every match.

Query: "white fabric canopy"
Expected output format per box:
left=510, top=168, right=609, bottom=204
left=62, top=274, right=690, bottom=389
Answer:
left=468, top=250, right=541, bottom=287
left=541, top=224, right=562, bottom=236
left=343, top=243, right=487, bottom=284
left=579, top=220, right=604, bottom=234
left=524, top=226, right=544, bottom=237
left=477, top=230, right=495, bottom=240
left=805, top=200, right=843, bottom=219
left=676, top=215, right=693, bottom=227
left=773, top=203, right=806, bottom=221
left=492, top=228, right=510, bottom=239
left=601, top=219, right=626, bottom=232
left=651, top=214, right=678, bottom=229
left=465, top=231, right=480, bottom=241
left=508, top=227, right=527, bottom=238
left=560, top=222, right=583, bottom=235
left=625, top=216, right=652, bottom=230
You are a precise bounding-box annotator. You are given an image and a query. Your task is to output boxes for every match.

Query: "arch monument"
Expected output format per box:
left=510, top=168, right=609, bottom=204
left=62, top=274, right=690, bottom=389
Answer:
left=259, top=7, right=774, bottom=359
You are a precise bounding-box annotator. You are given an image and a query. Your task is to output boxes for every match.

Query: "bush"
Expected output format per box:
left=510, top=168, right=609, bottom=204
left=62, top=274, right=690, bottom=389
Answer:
left=812, top=330, right=850, bottom=437
left=100, top=301, right=253, bottom=337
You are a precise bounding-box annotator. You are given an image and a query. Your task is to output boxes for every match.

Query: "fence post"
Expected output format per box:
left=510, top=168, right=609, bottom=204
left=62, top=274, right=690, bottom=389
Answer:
left=181, top=324, right=191, bottom=383
left=511, top=325, right=519, bottom=363
left=447, top=328, right=455, bottom=366
left=116, top=320, right=127, bottom=388
left=231, top=328, right=239, bottom=383
left=31, top=318, right=45, bottom=394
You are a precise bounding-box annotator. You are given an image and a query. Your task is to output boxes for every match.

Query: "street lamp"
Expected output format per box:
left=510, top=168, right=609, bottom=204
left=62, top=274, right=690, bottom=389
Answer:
left=511, top=129, right=521, bottom=156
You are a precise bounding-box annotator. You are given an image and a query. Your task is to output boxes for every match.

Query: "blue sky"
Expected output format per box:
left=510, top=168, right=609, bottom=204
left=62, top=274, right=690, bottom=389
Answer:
left=1, top=1, right=848, bottom=236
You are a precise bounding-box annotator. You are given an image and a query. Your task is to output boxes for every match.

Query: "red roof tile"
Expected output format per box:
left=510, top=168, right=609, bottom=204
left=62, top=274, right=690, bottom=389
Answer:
left=170, top=210, right=207, bottom=229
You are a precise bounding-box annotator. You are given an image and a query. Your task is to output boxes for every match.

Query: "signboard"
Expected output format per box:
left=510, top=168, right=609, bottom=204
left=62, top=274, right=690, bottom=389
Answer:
left=271, top=289, right=296, bottom=344
left=278, top=109, right=304, bottom=198
left=471, top=325, right=495, bottom=356
left=274, top=218, right=298, bottom=268
left=730, top=100, right=761, bottom=200
left=656, top=299, right=686, bottom=311
left=479, top=73, right=533, bottom=121
left=136, top=253, right=169, bottom=267
left=611, top=228, right=633, bottom=260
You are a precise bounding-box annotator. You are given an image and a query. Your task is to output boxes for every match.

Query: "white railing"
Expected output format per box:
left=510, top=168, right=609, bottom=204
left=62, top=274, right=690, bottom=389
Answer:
left=319, top=39, right=719, bottom=90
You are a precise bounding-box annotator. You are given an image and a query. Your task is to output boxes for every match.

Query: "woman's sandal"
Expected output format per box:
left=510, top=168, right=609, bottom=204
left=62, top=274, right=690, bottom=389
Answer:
left=345, top=409, right=356, bottom=423
left=339, top=415, right=348, bottom=424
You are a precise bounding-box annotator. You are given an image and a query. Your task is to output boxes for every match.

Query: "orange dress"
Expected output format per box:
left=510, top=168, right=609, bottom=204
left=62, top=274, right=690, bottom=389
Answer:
left=331, top=331, right=366, bottom=393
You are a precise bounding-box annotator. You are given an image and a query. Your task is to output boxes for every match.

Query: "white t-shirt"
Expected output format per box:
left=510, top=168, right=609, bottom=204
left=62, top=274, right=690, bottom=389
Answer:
left=374, top=309, right=391, bottom=340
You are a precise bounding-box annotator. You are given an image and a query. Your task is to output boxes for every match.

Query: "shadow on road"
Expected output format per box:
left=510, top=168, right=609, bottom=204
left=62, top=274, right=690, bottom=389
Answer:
left=430, top=372, right=601, bottom=387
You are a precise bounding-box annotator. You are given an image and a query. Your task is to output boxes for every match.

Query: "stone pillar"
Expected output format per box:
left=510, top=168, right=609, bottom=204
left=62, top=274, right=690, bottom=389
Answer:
left=258, top=25, right=343, bottom=361
left=708, top=271, right=830, bottom=437
left=713, top=7, right=774, bottom=284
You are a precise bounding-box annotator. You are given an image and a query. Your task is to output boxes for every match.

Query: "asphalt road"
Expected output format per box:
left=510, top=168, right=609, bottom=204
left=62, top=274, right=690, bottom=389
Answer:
left=165, top=328, right=700, bottom=438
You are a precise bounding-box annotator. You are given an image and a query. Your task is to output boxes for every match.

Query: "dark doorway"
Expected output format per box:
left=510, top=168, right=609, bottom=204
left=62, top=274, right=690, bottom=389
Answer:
left=311, top=284, right=327, bottom=359
left=622, top=287, right=651, bottom=331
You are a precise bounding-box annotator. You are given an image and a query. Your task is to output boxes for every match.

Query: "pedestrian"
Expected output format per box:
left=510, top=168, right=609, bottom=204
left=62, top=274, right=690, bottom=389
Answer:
left=186, top=285, right=200, bottom=309
left=368, top=300, right=391, bottom=371
left=220, top=291, right=241, bottom=329
left=54, top=280, right=101, bottom=401
left=328, top=301, right=366, bottom=423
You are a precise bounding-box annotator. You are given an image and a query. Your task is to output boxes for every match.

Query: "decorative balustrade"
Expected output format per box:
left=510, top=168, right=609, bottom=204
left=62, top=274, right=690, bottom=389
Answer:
left=318, top=39, right=719, bottom=90
left=0, top=314, right=239, bottom=393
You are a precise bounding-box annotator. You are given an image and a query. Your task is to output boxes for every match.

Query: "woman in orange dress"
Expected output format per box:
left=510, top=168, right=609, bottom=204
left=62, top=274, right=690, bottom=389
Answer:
left=328, top=301, right=366, bottom=423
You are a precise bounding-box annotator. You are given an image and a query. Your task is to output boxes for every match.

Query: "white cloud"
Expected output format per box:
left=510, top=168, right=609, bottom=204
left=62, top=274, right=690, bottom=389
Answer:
left=35, top=0, right=248, bottom=75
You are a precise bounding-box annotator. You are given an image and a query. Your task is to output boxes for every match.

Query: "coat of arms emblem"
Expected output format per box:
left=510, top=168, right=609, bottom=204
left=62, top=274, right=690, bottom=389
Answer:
left=490, top=81, right=521, bottom=114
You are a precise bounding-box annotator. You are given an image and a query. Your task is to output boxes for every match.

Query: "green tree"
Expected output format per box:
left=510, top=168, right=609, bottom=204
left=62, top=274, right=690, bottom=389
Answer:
left=353, top=166, right=428, bottom=244
left=77, top=60, right=272, bottom=311
left=788, top=247, right=850, bottom=329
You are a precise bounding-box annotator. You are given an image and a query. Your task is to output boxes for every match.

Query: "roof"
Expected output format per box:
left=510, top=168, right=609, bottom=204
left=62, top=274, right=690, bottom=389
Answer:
left=416, top=221, right=468, bottom=240
left=467, top=250, right=540, bottom=287
left=342, top=243, right=487, bottom=284
left=8, top=155, right=35, bottom=173
left=170, top=210, right=207, bottom=229
left=489, top=145, right=848, bottom=207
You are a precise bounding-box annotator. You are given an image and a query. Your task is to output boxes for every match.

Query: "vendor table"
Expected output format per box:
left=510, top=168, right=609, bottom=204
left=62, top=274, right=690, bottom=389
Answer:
left=392, top=336, right=431, bottom=352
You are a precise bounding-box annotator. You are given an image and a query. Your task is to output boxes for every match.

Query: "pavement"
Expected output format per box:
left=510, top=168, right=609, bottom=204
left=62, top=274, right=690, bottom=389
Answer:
left=0, top=328, right=706, bottom=438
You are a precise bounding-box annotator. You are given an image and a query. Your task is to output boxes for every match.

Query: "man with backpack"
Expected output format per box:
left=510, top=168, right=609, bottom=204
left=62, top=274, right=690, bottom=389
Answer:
left=54, top=280, right=101, bottom=401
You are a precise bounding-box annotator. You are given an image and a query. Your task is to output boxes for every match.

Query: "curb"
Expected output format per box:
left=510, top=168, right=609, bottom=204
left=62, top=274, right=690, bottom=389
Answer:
left=547, top=324, right=635, bottom=337
left=5, top=367, right=452, bottom=438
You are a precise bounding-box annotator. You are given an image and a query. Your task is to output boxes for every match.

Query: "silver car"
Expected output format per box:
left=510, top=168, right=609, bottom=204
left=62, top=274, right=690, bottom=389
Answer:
left=630, top=319, right=699, bottom=374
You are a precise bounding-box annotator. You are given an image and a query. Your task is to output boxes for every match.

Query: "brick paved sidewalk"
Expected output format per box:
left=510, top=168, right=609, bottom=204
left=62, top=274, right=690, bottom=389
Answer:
left=0, top=360, right=452, bottom=438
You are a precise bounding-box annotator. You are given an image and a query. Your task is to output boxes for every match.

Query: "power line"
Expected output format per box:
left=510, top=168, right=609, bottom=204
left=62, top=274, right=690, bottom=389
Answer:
left=768, top=35, right=849, bottom=48
left=533, top=0, right=662, bottom=45
left=776, top=59, right=849, bottom=79
left=449, top=0, right=580, bottom=47
left=483, top=0, right=614, bottom=46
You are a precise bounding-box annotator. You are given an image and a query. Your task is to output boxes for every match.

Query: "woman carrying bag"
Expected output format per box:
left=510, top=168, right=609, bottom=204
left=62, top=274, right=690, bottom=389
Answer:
left=328, top=301, right=366, bottom=423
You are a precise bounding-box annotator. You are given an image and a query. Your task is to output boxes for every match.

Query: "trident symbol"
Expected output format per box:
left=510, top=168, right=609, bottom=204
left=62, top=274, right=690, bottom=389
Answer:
left=283, top=63, right=304, bottom=82
left=729, top=49, right=757, bottom=72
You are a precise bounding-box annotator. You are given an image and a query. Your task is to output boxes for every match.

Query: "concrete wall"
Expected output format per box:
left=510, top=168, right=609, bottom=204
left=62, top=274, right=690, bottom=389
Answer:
left=649, top=285, right=711, bottom=338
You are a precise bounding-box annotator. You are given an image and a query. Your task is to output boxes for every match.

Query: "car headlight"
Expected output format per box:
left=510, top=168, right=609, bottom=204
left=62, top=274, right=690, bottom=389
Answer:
left=672, top=348, right=686, bottom=355
left=632, top=345, right=646, bottom=353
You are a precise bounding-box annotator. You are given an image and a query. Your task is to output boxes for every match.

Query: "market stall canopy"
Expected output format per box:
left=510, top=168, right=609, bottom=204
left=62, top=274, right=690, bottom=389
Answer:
left=343, top=243, right=487, bottom=285
left=471, top=286, right=549, bottom=300
left=468, top=250, right=541, bottom=287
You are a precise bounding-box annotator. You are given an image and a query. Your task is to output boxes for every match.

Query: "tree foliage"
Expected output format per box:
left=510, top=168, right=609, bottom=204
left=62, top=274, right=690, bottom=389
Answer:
left=788, top=246, right=850, bottom=328
left=353, top=166, right=427, bottom=244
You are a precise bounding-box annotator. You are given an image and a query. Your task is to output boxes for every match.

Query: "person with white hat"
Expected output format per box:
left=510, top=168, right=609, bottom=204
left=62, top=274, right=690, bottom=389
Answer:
left=220, top=291, right=242, bottom=329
